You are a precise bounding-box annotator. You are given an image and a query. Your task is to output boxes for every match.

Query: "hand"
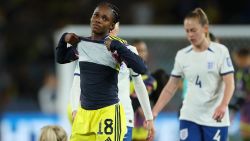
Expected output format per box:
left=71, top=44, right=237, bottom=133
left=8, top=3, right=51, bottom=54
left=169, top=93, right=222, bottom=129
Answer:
left=64, top=33, right=80, bottom=45
left=144, top=120, right=155, bottom=141
left=212, top=104, right=227, bottom=122
left=72, top=110, right=77, bottom=122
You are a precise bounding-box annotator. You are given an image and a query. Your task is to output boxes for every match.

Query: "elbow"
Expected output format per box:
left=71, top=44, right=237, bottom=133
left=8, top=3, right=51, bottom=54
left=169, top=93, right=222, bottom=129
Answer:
left=134, top=65, right=147, bottom=74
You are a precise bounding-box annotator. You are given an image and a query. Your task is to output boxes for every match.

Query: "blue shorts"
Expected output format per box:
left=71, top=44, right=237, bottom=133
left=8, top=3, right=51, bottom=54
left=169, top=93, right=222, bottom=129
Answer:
left=123, top=126, right=132, bottom=141
left=180, top=120, right=228, bottom=141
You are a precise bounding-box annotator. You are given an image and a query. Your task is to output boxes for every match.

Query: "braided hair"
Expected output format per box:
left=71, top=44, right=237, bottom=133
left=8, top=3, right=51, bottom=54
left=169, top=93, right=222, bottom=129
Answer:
left=97, top=2, right=120, bottom=24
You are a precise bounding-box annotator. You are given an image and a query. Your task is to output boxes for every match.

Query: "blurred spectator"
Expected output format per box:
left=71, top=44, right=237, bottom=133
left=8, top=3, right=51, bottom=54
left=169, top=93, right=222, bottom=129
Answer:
left=38, top=71, right=57, bottom=114
left=39, top=125, right=67, bottom=141
left=150, top=69, right=169, bottom=105
left=231, top=48, right=250, bottom=141
left=131, top=1, right=154, bottom=24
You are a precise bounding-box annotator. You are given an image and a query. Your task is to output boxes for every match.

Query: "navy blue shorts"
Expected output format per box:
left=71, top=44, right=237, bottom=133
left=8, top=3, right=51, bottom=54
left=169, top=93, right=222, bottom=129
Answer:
left=123, top=126, right=133, bottom=141
left=180, top=120, right=228, bottom=141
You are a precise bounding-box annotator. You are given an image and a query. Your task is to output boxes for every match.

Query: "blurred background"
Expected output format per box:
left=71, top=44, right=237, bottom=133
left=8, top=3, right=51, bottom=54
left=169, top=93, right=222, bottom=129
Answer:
left=0, top=0, right=250, bottom=141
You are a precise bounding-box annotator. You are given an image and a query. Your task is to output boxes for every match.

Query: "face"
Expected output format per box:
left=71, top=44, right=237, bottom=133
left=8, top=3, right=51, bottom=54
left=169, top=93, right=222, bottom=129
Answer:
left=233, top=54, right=250, bottom=68
left=134, top=42, right=148, bottom=61
left=90, top=5, right=115, bottom=35
left=184, top=18, right=208, bottom=47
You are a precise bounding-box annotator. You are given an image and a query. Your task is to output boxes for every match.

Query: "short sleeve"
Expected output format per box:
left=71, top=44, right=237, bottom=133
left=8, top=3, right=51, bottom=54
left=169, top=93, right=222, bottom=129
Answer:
left=220, top=47, right=234, bottom=75
left=171, top=52, right=183, bottom=77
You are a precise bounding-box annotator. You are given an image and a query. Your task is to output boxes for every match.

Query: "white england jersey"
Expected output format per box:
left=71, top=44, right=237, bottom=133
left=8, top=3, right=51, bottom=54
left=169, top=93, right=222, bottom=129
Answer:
left=171, top=42, right=234, bottom=126
left=118, top=45, right=138, bottom=127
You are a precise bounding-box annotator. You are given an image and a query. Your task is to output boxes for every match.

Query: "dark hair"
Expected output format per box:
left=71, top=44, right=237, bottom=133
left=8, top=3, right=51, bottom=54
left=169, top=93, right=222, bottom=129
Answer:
left=97, top=2, right=120, bottom=24
left=209, top=32, right=216, bottom=42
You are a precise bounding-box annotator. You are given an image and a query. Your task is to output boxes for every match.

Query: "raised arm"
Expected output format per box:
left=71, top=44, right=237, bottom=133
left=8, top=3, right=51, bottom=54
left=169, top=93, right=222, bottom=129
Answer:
left=105, top=39, right=147, bottom=74
left=152, top=76, right=181, bottom=119
left=56, top=33, right=79, bottom=64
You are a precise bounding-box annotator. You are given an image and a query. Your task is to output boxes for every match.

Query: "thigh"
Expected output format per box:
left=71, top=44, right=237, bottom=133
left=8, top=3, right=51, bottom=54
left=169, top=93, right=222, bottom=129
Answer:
left=96, top=103, right=127, bottom=141
left=123, top=127, right=132, bottom=141
left=71, top=108, right=96, bottom=140
left=179, top=120, right=202, bottom=141
left=202, top=126, right=228, bottom=141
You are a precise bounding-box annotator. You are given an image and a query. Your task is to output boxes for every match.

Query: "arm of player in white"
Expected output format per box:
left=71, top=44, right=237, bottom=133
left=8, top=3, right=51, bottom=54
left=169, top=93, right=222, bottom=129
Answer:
left=130, top=69, right=153, bottom=120
left=152, top=76, right=181, bottom=119
left=70, top=75, right=81, bottom=112
left=127, top=45, right=153, bottom=120
left=70, top=62, right=81, bottom=112
left=213, top=73, right=235, bottom=121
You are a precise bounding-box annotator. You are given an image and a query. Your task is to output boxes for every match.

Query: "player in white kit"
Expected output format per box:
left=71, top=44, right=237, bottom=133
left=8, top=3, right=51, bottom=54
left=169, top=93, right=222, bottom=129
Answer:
left=153, top=8, right=235, bottom=141
left=69, top=22, right=155, bottom=141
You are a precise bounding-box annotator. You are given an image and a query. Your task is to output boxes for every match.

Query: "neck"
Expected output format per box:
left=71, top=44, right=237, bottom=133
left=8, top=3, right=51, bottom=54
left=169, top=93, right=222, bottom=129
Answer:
left=193, top=38, right=210, bottom=52
left=91, top=32, right=108, bottom=40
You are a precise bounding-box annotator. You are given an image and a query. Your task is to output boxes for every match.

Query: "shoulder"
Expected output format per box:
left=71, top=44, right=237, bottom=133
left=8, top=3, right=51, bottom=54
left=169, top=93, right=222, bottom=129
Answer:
left=209, top=42, right=229, bottom=54
left=176, top=45, right=193, bottom=57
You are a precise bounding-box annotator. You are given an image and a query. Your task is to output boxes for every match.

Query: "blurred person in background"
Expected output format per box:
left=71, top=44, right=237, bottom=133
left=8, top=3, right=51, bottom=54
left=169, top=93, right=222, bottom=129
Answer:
left=67, top=22, right=155, bottom=141
left=55, top=2, right=152, bottom=141
left=39, top=125, right=67, bottom=141
left=150, top=69, right=169, bottom=106
left=153, top=8, right=235, bottom=141
left=38, top=71, right=57, bottom=114
left=130, top=39, right=157, bottom=141
left=230, top=48, right=250, bottom=141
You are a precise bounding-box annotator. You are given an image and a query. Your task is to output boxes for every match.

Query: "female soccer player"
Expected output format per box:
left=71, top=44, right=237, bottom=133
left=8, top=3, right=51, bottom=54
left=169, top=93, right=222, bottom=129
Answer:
left=56, top=2, right=151, bottom=141
left=68, top=22, right=155, bottom=141
left=153, top=8, right=235, bottom=141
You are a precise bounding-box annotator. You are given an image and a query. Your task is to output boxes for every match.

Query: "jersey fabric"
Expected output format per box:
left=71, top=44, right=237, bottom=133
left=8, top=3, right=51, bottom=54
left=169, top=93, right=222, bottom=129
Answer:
left=171, top=42, right=234, bottom=127
left=56, top=33, right=147, bottom=141
left=71, top=103, right=127, bottom=141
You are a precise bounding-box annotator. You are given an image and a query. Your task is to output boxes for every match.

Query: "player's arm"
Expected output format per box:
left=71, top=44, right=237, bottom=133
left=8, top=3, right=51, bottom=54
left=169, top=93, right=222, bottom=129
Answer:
left=213, top=73, right=235, bottom=121
left=130, top=68, right=155, bottom=140
left=70, top=63, right=81, bottom=121
left=152, top=76, right=181, bottom=119
left=56, top=33, right=80, bottom=64
left=70, top=74, right=81, bottom=118
left=105, top=39, right=147, bottom=74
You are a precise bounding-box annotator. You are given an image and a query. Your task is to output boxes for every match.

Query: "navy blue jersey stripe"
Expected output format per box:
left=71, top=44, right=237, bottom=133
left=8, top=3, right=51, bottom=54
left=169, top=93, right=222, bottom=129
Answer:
left=220, top=71, right=234, bottom=76
left=171, top=74, right=182, bottom=78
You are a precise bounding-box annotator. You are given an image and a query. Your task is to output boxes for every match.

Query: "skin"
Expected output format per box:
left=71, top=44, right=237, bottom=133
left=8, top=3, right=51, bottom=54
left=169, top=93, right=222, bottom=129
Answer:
left=153, top=17, right=234, bottom=124
left=184, top=17, right=209, bottom=52
left=134, top=41, right=149, bottom=62
left=64, top=4, right=115, bottom=45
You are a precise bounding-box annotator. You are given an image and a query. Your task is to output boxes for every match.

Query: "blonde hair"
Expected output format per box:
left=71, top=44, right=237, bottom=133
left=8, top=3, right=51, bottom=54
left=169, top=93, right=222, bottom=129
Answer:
left=39, top=125, right=67, bottom=141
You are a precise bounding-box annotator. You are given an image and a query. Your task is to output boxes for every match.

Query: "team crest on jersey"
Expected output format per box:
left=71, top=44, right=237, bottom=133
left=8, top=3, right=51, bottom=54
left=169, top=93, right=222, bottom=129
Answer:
left=207, top=61, right=214, bottom=70
left=180, top=128, right=188, bottom=140
left=226, top=57, right=232, bottom=67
